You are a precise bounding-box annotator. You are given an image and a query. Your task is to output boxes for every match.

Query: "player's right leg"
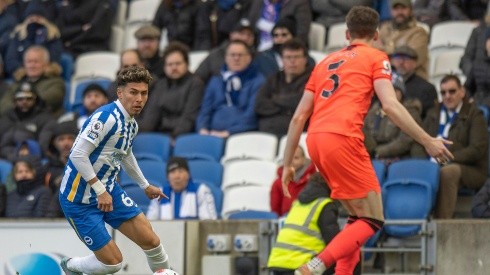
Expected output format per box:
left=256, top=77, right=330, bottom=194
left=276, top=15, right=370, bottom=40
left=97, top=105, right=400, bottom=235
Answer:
left=59, top=195, right=123, bottom=274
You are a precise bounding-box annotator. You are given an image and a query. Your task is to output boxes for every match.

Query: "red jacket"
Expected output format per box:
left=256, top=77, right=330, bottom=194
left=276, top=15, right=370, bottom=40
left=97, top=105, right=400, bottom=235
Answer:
left=270, top=162, right=317, bottom=216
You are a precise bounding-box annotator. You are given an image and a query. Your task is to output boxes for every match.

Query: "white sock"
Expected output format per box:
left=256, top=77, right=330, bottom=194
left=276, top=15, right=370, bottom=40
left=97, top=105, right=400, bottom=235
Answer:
left=67, top=254, right=122, bottom=274
left=144, top=244, right=169, bottom=271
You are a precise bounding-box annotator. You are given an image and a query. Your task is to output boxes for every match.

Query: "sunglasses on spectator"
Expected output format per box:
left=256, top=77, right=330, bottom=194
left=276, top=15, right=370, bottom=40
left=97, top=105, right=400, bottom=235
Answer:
left=440, top=89, right=457, bottom=96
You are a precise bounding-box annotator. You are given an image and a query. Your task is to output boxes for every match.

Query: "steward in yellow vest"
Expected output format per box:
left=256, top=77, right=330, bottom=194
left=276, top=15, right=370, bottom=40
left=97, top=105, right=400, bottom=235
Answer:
left=267, top=173, right=340, bottom=275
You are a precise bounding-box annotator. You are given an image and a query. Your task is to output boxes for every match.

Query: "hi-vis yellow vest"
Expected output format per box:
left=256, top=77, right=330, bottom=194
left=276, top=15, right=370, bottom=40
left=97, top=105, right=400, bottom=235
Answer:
left=267, top=198, right=333, bottom=270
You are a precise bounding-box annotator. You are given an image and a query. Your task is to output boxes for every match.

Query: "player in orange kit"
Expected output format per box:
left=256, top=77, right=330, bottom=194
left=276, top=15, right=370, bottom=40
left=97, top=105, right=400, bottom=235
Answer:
left=281, top=6, right=454, bottom=275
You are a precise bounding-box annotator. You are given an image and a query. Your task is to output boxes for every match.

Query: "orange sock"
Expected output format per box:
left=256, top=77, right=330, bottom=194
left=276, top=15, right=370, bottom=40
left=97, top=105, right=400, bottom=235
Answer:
left=335, top=216, right=361, bottom=274
left=317, top=218, right=382, bottom=268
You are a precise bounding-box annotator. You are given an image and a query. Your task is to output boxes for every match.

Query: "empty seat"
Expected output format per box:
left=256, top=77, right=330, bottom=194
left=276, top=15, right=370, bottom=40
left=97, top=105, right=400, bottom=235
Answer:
left=110, top=25, right=125, bottom=53
left=309, top=50, right=327, bottom=64
left=221, top=132, right=278, bottom=164
left=308, top=22, right=326, bottom=51
left=132, top=133, right=172, bottom=162
left=221, top=160, right=277, bottom=190
left=189, top=51, right=209, bottom=73
left=222, top=186, right=271, bottom=218
left=429, top=21, right=476, bottom=51
left=429, top=49, right=465, bottom=98
left=325, top=22, right=348, bottom=53
left=119, top=159, right=167, bottom=187
left=372, top=159, right=386, bottom=185
left=173, top=134, right=224, bottom=162
left=127, top=0, right=160, bottom=24
left=188, top=160, right=224, bottom=187
left=73, top=51, right=120, bottom=80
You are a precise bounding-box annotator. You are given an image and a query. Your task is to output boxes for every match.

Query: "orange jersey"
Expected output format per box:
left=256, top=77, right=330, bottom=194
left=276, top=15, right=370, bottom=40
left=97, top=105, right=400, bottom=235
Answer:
left=305, top=42, right=392, bottom=139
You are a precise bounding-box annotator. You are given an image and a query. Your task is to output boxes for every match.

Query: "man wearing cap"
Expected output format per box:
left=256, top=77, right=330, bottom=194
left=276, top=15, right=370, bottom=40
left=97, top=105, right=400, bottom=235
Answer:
left=255, top=17, right=315, bottom=77
left=4, top=0, right=62, bottom=76
left=0, top=82, right=53, bottom=161
left=390, top=45, right=437, bottom=118
left=134, top=25, right=164, bottom=78
left=0, top=45, right=65, bottom=118
left=376, top=0, right=430, bottom=79
left=146, top=157, right=218, bottom=220
left=412, top=74, right=488, bottom=219
left=363, top=72, right=423, bottom=161
left=195, top=19, right=256, bottom=84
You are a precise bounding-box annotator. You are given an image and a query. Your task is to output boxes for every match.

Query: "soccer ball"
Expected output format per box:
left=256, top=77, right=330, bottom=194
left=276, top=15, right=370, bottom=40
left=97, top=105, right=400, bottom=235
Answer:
left=153, top=268, right=179, bottom=275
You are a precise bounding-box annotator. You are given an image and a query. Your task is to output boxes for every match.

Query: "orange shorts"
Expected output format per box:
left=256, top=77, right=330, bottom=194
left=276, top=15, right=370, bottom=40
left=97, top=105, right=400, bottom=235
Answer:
left=306, top=132, right=380, bottom=200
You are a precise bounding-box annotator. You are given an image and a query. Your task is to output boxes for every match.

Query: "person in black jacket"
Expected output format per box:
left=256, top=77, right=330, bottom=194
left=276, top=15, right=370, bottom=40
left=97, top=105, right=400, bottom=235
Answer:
left=138, top=41, right=204, bottom=139
left=56, top=0, right=113, bottom=58
left=472, top=179, right=490, bottom=218
left=5, top=155, right=52, bottom=218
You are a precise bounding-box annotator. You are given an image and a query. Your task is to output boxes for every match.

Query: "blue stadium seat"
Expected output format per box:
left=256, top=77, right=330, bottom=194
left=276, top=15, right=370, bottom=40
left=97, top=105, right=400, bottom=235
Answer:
left=372, top=159, right=386, bottom=185
left=188, top=160, right=223, bottom=187
left=132, top=133, right=172, bottom=162
left=123, top=184, right=152, bottom=213
left=119, top=159, right=166, bottom=187
left=60, top=52, right=74, bottom=82
left=478, top=105, right=489, bottom=125
left=228, top=210, right=278, bottom=220
left=382, top=159, right=439, bottom=237
left=173, top=134, right=224, bottom=162
left=0, top=159, right=12, bottom=184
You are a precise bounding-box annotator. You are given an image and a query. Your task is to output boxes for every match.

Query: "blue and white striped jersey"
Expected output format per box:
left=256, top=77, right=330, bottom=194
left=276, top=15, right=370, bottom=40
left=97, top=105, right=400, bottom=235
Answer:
left=60, top=100, right=138, bottom=204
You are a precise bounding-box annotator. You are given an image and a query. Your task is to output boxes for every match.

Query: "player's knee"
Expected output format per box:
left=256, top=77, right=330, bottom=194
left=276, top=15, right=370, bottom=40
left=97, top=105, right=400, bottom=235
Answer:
left=101, top=262, right=122, bottom=273
left=360, top=217, right=384, bottom=233
left=145, top=235, right=161, bottom=250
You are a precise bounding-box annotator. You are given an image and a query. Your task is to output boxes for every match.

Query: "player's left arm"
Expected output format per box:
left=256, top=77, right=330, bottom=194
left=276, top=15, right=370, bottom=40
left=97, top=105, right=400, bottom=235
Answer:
left=281, top=91, right=314, bottom=197
left=121, top=150, right=168, bottom=200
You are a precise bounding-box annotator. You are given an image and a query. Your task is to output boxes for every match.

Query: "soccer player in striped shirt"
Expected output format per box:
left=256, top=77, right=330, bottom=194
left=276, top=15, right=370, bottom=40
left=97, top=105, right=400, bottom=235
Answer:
left=59, top=66, right=170, bottom=275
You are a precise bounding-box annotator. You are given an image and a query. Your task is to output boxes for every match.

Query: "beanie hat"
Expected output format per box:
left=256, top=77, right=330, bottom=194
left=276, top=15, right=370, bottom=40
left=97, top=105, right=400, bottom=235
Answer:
left=53, top=120, right=79, bottom=138
left=24, top=0, right=47, bottom=19
left=272, top=16, right=297, bottom=37
left=82, top=83, right=108, bottom=98
left=166, top=157, right=189, bottom=173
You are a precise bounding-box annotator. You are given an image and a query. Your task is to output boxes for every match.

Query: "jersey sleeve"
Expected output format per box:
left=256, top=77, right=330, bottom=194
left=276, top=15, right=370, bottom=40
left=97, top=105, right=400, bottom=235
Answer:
left=304, top=63, right=319, bottom=93
left=372, top=51, right=392, bottom=81
left=79, top=111, right=116, bottom=147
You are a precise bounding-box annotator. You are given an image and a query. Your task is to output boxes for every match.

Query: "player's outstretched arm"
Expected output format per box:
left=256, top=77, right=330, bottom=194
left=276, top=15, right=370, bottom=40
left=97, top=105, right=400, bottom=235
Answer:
left=374, top=78, right=454, bottom=163
left=282, top=92, right=314, bottom=197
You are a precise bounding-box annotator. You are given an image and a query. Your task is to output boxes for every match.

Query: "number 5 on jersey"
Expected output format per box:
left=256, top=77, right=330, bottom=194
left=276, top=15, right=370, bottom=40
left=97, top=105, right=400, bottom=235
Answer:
left=322, top=60, right=345, bottom=98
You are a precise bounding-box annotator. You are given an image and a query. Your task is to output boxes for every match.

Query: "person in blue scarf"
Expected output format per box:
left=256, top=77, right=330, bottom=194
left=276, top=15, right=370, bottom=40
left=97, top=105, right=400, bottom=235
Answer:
left=196, top=40, right=265, bottom=138
left=146, top=157, right=218, bottom=220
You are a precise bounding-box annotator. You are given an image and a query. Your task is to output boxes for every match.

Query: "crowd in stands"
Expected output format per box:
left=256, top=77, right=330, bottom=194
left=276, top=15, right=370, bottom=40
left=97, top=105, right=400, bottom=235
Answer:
left=0, top=0, right=490, bottom=226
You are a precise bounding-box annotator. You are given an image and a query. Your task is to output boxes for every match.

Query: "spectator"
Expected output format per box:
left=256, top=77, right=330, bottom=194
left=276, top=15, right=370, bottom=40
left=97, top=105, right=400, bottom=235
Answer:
left=38, top=83, right=108, bottom=158
left=312, top=0, right=373, bottom=34
left=463, top=26, right=490, bottom=108
left=471, top=179, right=490, bottom=218
left=390, top=45, right=437, bottom=118
left=196, top=0, right=252, bottom=48
left=247, top=0, right=311, bottom=51
left=195, top=19, right=256, bottom=84
left=8, top=0, right=57, bottom=22
left=255, top=17, right=315, bottom=77
left=270, top=146, right=316, bottom=216
left=4, top=0, right=62, bottom=76
left=268, top=172, right=356, bottom=275
left=0, top=45, right=65, bottom=117
left=107, top=48, right=146, bottom=101
left=45, top=120, right=78, bottom=218
left=363, top=73, right=422, bottom=161
left=134, top=25, right=164, bottom=78
left=376, top=0, right=430, bottom=79
left=196, top=40, right=265, bottom=138
left=146, top=157, right=218, bottom=220
left=460, top=15, right=489, bottom=77
left=56, top=0, right=113, bottom=58
left=412, top=75, right=488, bottom=219
left=0, top=183, right=5, bottom=217
left=447, top=0, right=487, bottom=22
left=413, top=0, right=446, bottom=26
left=0, top=82, right=53, bottom=161
left=0, top=55, right=10, bottom=102
left=139, top=42, right=204, bottom=139
left=152, top=0, right=203, bottom=50
left=5, top=155, right=52, bottom=218
left=0, top=0, right=17, bottom=62
left=255, top=39, right=313, bottom=137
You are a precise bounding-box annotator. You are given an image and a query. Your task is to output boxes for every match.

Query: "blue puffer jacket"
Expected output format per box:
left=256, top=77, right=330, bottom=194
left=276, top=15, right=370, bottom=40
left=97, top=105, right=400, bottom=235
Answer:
left=196, top=63, right=265, bottom=134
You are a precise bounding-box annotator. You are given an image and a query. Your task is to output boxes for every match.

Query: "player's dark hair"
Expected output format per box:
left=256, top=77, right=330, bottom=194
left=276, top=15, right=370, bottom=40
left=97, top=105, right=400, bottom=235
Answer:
left=440, top=74, right=462, bottom=87
left=162, top=41, right=190, bottom=65
left=346, top=6, right=380, bottom=39
left=116, top=66, right=152, bottom=87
